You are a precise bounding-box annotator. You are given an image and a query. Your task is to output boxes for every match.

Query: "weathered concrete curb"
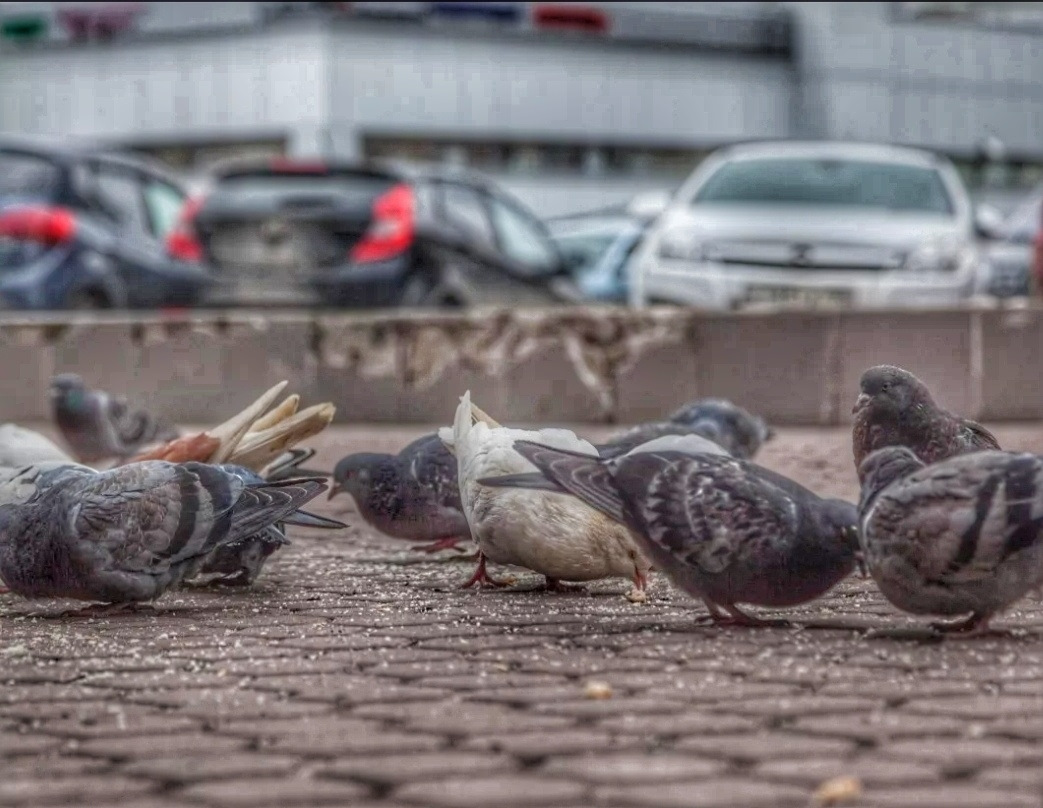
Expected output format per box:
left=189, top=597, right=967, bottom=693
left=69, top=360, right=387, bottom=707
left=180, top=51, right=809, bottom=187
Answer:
left=0, top=303, right=1034, bottom=426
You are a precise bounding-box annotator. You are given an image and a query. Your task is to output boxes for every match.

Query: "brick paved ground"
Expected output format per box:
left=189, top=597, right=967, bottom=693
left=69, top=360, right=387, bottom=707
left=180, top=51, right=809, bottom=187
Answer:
left=4, top=422, right=1043, bottom=808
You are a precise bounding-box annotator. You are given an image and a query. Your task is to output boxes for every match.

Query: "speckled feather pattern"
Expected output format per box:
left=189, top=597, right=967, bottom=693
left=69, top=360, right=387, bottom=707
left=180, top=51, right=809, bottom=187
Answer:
left=859, top=448, right=1043, bottom=620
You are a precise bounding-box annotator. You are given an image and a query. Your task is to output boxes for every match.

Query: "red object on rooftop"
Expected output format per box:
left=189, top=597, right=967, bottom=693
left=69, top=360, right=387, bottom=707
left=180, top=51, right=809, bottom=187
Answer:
left=531, top=4, right=609, bottom=34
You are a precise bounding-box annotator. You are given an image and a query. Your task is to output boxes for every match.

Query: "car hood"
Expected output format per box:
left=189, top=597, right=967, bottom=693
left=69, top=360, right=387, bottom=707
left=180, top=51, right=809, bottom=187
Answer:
left=664, top=205, right=967, bottom=248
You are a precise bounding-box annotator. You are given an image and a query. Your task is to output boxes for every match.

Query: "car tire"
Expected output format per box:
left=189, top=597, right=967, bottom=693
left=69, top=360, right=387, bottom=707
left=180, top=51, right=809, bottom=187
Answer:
left=66, top=288, right=112, bottom=311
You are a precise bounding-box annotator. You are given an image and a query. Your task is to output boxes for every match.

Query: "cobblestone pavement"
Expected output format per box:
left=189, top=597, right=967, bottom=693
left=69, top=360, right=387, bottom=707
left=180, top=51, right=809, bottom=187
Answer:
left=4, top=422, right=1043, bottom=808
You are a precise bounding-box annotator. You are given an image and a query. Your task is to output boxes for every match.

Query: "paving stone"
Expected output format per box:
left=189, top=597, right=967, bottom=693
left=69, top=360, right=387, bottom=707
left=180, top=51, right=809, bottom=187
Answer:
left=73, top=733, right=248, bottom=761
left=864, top=786, right=1041, bottom=808
left=177, top=778, right=370, bottom=807
left=595, top=778, right=808, bottom=808
left=877, top=738, right=1043, bottom=770
left=674, top=732, right=857, bottom=762
left=394, top=776, right=587, bottom=807
left=319, top=751, right=515, bottom=786
left=0, top=775, right=154, bottom=806
left=540, top=753, right=725, bottom=784
left=122, top=753, right=302, bottom=784
left=754, top=757, right=941, bottom=787
left=461, top=730, right=647, bottom=759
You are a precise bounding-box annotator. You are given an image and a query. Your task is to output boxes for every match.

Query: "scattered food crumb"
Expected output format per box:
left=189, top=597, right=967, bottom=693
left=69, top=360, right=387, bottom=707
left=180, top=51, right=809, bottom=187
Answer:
left=812, top=775, right=863, bottom=806
left=583, top=680, right=613, bottom=700
left=625, top=587, right=647, bottom=604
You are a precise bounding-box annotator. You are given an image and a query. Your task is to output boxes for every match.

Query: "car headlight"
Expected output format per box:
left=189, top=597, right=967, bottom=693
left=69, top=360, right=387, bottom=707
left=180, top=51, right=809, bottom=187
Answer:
left=658, top=230, right=704, bottom=262
left=902, top=238, right=976, bottom=273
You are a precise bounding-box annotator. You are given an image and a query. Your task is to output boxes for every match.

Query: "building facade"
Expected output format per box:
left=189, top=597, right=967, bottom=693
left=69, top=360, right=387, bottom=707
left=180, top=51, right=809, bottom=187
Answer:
left=1, top=1, right=1041, bottom=216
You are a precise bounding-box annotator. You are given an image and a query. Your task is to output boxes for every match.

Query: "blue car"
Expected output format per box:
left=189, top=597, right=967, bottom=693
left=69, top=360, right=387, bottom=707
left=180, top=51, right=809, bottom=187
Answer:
left=548, top=213, right=647, bottom=304
left=0, top=136, right=211, bottom=311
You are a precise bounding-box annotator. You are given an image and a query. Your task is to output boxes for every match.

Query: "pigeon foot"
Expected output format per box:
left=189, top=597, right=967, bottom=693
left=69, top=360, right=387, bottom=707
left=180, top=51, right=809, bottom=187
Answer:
left=459, top=553, right=513, bottom=589
left=713, top=604, right=790, bottom=628
left=414, top=537, right=467, bottom=554
left=930, top=612, right=994, bottom=636
left=56, top=601, right=147, bottom=619
left=625, top=568, right=649, bottom=603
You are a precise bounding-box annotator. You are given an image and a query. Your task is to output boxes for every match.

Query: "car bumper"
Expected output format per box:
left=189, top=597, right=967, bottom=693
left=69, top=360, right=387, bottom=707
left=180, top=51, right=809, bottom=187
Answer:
left=635, top=259, right=982, bottom=310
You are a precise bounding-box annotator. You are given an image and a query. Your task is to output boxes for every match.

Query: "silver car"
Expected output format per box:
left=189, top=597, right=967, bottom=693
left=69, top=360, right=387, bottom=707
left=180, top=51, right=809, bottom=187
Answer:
left=629, top=141, right=992, bottom=310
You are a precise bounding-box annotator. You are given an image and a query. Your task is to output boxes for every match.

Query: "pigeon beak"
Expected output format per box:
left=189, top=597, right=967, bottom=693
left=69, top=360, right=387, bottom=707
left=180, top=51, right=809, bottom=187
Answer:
left=852, top=393, right=871, bottom=415
left=327, top=483, right=342, bottom=501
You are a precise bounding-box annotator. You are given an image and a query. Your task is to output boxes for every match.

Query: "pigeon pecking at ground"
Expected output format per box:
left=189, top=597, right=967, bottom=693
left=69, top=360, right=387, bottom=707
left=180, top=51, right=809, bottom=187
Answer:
left=50, top=374, right=180, bottom=465
left=481, top=434, right=860, bottom=626
left=0, top=460, right=329, bottom=613
left=858, top=445, right=1043, bottom=635
left=852, top=365, right=1000, bottom=481
left=196, top=463, right=345, bottom=587
left=597, top=398, right=774, bottom=460
left=440, top=391, right=653, bottom=599
left=329, top=434, right=471, bottom=555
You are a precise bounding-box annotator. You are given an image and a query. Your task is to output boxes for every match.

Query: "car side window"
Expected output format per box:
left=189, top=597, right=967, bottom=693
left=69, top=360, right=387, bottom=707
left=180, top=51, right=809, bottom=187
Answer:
left=91, top=164, right=149, bottom=235
left=142, top=179, right=186, bottom=239
left=442, top=183, right=496, bottom=246
left=487, top=195, right=559, bottom=272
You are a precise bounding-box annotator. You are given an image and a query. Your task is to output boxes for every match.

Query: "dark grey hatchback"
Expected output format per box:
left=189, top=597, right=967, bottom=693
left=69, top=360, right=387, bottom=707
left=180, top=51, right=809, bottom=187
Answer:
left=167, top=157, right=580, bottom=308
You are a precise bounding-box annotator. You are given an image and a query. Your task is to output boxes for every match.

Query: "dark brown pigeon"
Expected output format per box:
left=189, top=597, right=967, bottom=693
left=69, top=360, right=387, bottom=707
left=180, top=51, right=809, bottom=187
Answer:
left=858, top=446, right=1043, bottom=635
left=480, top=438, right=859, bottom=627
left=852, top=365, right=999, bottom=481
left=328, top=434, right=469, bottom=554
left=598, top=398, right=774, bottom=460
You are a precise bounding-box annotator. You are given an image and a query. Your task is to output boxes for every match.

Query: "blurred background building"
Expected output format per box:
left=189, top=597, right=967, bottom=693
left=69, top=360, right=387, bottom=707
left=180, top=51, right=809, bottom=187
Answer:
left=0, top=1, right=1042, bottom=216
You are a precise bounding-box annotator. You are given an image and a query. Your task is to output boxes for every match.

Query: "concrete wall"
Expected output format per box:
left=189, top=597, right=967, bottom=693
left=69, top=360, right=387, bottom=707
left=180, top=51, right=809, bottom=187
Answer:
left=0, top=304, right=1038, bottom=428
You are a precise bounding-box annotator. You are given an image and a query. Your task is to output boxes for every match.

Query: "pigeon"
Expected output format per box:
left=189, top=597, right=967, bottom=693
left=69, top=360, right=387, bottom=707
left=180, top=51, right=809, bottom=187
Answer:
left=439, top=391, right=653, bottom=598
left=0, top=423, right=74, bottom=468
left=262, top=448, right=331, bottom=482
left=0, top=460, right=328, bottom=610
left=852, top=365, right=1000, bottom=481
left=598, top=398, right=774, bottom=460
left=50, top=374, right=180, bottom=464
left=329, top=434, right=470, bottom=554
left=858, top=445, right=1043, bottom=635
left=196, top=463, right=345, bottom=587
left=480, top=435, right=860, bottom=625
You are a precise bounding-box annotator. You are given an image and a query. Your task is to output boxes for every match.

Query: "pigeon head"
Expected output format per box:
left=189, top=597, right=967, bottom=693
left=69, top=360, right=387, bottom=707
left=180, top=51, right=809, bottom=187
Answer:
left=853, top=365, right=934, bottom=420
left=857, top=446, right=926, bottom=506
left=820, top=498, right=860, bottom=548
left=329, top=452, right=392, bottom=501
left=50, top=374, right=88, bottom=410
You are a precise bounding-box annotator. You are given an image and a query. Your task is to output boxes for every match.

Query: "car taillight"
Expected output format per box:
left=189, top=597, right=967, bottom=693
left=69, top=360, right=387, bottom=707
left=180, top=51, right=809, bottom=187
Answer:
left=350, top=184, right=415, bottom=263
left=0, top=206, right=76, bottom=246
left=165, top=196, right=205, bottom=263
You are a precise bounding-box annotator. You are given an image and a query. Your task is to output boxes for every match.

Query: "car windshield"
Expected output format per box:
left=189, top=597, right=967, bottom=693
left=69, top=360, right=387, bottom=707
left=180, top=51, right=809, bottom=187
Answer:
left=1002, top=192, right=1043, bottom=243
left=551, top=230, right=622, bottom=271
left=0, top=151, right=63, bottom=198
left=692, top=157, right=955, bottom=215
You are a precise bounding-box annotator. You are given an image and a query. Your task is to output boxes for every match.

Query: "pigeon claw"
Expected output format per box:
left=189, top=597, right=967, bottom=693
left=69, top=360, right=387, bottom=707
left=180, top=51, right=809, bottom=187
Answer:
left=414, top=537, right=467, bottom=555
left=459, top=553, right=512, bottom=589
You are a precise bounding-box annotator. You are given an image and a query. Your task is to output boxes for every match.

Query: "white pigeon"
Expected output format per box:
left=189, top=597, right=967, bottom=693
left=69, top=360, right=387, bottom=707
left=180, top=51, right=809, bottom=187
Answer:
left=438, top=391, right=652, bottom=600
left=0, top=424, right=76, bottom=469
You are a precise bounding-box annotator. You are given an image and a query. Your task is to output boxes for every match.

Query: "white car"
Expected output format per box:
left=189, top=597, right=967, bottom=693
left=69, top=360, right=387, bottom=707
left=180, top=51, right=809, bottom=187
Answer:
left=628, top=141, right=993, bottom=310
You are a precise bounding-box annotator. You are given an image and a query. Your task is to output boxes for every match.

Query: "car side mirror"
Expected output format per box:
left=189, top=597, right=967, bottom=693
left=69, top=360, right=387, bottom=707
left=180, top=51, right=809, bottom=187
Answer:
left=974, top=203, right=1005, bottom=241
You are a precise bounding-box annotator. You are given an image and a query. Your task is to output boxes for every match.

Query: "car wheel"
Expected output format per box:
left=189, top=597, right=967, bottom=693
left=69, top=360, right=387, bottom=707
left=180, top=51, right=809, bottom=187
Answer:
left=66, top=288, right=111, bottom=311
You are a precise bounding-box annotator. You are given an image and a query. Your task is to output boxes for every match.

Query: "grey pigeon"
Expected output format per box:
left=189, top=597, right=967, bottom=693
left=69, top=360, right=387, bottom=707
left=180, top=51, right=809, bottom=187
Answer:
left=50, top=374, right=181, bottom=464
left=598, top=398, right=774, bottom=460
left=329, top=433, right=469, bottom=554
left=858, top=446, right=1043, bottom=635
left=0, top=460, right=328, bottom=609
left=480, top=436, right=859, bottom=626
left=196, top=463, right=345, bottom=587
left=852, top=365, right=1000, bottom=482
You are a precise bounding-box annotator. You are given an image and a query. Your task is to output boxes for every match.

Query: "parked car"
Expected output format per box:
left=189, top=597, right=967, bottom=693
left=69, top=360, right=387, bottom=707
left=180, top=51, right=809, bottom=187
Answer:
left=0, top=136, right=210, bottom=311
left=547, top=212, right=648, bottom=304
left=980, top=188, right=1040, bottom=298
left=166, top=157, right=580, bottom=308
left=628, top=141, right=995, bottom=310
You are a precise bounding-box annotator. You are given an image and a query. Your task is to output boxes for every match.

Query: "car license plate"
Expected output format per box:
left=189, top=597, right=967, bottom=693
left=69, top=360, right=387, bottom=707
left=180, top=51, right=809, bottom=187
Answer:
left=742, top=285, right=852, bottom=309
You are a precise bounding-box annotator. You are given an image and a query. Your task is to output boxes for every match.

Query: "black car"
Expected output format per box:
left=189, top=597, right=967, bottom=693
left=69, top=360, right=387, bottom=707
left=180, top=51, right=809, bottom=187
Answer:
left=0, top=135, right=210, bottom=311
left=165, top=157, right=581, bottom=308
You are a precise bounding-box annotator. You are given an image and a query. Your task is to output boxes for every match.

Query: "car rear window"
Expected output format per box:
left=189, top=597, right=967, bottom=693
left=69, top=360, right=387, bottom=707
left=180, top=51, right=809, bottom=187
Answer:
left=693, top=157, right=955, bottom=215
left=0, top=151, right=63, bottom=198
left=212, top=172, right=398, bottom=207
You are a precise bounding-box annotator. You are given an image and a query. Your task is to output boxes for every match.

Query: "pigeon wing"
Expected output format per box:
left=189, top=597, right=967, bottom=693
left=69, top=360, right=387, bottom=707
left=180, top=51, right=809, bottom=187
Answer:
left=615, top=452, right=800, bottom=575
left=68, top=461, right=243, bottom=574
left=512, top=440, right=627, bottom=525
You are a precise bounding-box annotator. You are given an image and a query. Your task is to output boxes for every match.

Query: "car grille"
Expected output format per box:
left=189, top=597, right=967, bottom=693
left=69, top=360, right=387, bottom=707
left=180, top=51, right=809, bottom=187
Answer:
left=205, top=222, right=348, bottom=279
left=706, top=240, right=904, bottom=272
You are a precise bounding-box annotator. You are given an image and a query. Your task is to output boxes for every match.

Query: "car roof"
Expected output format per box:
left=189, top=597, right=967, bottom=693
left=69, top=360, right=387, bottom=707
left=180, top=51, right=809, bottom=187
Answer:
left=713, top=140, right=949, bottom=169
left=0, top=134, right=185, bottom=185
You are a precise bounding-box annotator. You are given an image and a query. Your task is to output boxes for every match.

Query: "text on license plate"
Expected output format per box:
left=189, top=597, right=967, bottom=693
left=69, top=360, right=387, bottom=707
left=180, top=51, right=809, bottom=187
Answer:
left=743, top=286, right=852, bottom=307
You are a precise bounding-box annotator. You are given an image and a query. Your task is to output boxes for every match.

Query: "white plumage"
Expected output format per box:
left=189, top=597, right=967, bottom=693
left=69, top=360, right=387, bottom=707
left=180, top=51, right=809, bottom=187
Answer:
left=0, top=424, right=76, bottom=469
left=439, top=391, right=652, bottom=597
